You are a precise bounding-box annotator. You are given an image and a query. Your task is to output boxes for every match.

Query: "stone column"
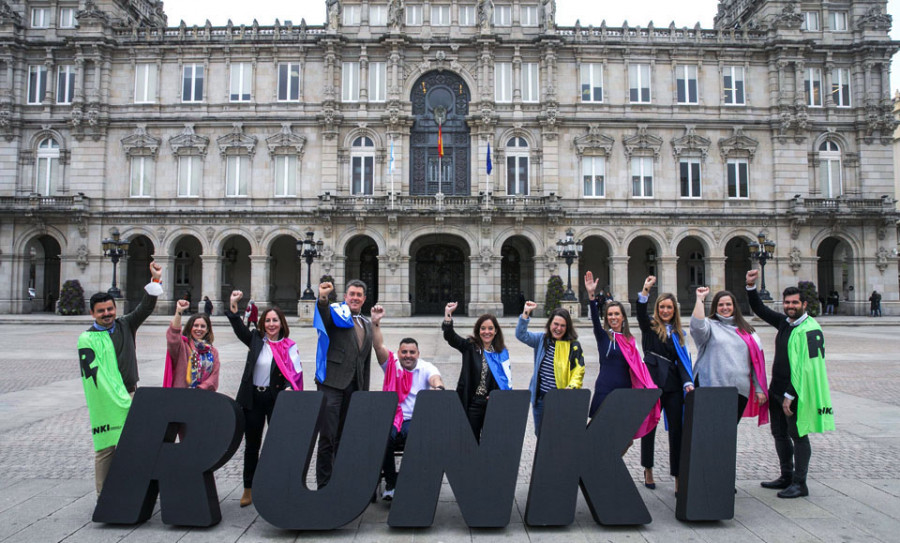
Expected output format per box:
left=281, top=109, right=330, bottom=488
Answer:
left=705, top=256, right=727, bottom=295
left=201, top=253, right=223, bottom=314
left=152, top=255, right=175, bottom=314
left=468, top=251, right=502, bottom=317
left=610, top=255, right=630, bottom=314
left=658, top=256, right=678, bottom=297
left=249, top=255, right=270, bottom=307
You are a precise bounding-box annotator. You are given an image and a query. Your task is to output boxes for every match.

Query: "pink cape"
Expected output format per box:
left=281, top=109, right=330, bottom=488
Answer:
left=736, top=329, right=769, bottom=426
left=163, top=336, right=190, bottom=388
left=614, top=334, right=662, bottom=439
left=268, top=338, right=303, bottom=391
left=382, top=352, right=413, bottom=431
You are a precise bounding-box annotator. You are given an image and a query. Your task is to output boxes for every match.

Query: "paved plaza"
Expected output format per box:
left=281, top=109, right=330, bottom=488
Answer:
left=1, top=314, right=899, bottom=542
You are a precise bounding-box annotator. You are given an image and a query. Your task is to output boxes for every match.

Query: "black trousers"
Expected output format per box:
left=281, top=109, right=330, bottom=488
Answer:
left=466, top=396, right=489, bottom=441
left=315, top=381, right=358, bottom=487
left=382, top=420, right=410, bottom=490
left=242, top=387, right=279, bottom=489
left=640, top=389, right=685, bottom=477
left=768, top=396, right=811, bottom=483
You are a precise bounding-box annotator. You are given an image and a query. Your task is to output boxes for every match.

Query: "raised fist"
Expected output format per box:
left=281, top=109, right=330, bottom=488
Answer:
left=746, top=269, right=759, bottom=286
left=643, top=275, right=657, bottom=290
left=445, top=302, right=458, bottom=318
left=150, top=261, right=163, bottom=281
left=523, top=300, right=537, bottom=317
left=230, top=290, right=243, bottom=304
left=370, top=304, right=385, bottom=324
left=695, top=286, right=710, bottom=301
left=176, top=299, right=190, bottom=313
left=319, top=282, right=334, bottom=298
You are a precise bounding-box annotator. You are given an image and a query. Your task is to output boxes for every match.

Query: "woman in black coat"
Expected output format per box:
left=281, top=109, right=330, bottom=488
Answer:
left=636, top=276, right=694, bottom=490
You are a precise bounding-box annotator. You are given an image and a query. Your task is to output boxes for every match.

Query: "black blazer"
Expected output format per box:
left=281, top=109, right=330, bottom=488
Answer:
left=226, top=309, right=287, bottom=410
left=636, top=299, right=691, bottom=392
left=316, top=299, right=373, bottom=391
left=443, top=320, right=498, bottom=410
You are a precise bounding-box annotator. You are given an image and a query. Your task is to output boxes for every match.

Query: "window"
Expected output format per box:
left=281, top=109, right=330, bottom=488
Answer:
left=56, top=65, right=75, bottom=104
left=278, top=63, right=301, bottom=102
left=431, top=5, right=450, bottom=25
left=460, top=5, right=476, bottom=25
left=351, top=136, right=375, bottom=195
left=226, top=155, right=249, bottom=197
left=679, top=159, right=701, bottom=198
left=631, top=157, right=653, bottom=198
left=831, top=68, right=851, bottom=107
left=521, top=6, right=539, bottom=26
left=580, top=63, right=603, bottom=102
left=818, top=141, right=842, bottom=197
left=134, top=64, right=157, bottom=103
left=182, top=64, right=204, bottom=102
left=629, top=64, right=651, bottom=103
left=342, top=62, right=360, bottom=102
left=406, top=5, right=423, bottom=25
left=506, top=137, right=529, bottom=196
left=369, top=5, right=387, bottom=25
left=803, top=11, right=820, bottom=31
left=230, top=62, right=252, bottom=102
left=31, top=8, right=49, bottom=28
left=805, top=67, right=823, bottom=107
left=829, top=11, right=848, bottom=31
left=495, top=62, right=512, bottom=102
left=723, top=66, right=745, bottom=105
left=369, top=62, right=386, bottom=102
left=35, top=138, right=60, bottom=195
left=175, top=251, right=191, bottom=286
left=274, top=155, right=298, bottom=196
left=688, top=252, right=705, bottom=285
left=27, top=66, right=47, bottom=105
left=521, top=62, right=539, bottom=103
left=59, top=8, right=76, bottom=28
left=177, top=156, right=201, bottom=197
left=583, top=157, right=605, bottom=197
left=494, top=6, right=511, bottom=26
left=727, top=159, right=749, bottom=198
left=130, top=156, right=153, bottom=197
left=342, top=5, right=361, bottom=25
left=676, top=65, right=698, bottom=104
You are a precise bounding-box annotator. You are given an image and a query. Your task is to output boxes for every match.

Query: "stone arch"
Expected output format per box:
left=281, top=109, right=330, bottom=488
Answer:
left=28, top=128, right=67, bottom=149
left=344, top=234, right=380, bottom=314
left=627, top=235, right=663, bottom=310
left=219, top=234, right=253, bottom=305
left=163, top=227, right=211, bottom=256
left=810, top=229, right=861, bottom=257
left=125, top=234, right=156, bottom=309
left=212, top=228, right=260, bottom=256
left=402, top=67, right=478, bottom=101
left=491, top=227, right=544, bottom=255
left=670, top=229, right=715, bottom=257
left=499, top=235, right=536, bottom=316
left=811, top=131, right=852, bottom=153
left=496, top=127, right=539, bottom=149
left=723, top=234, right=755, bottom=313
left=622, top=230, right=665, bottom=256
left=260, top=228, right=306, bottom=255
left=21, top=234, right=62, bottom=313
left=578, top=235, right=614, bottom=313
left=399, top=225, right=478, bottom=257
left=171, top=235, right=203, bottom=311
left=675, top=235, right=708, bottom=311
left=335, top=228, right=387, bottom=255
left=268, top=234, right=301, bottom=314
left=343, top=129, right=385, bottom=150
left=817, top=236, right=857, bottom=311
left=13, top=226, right=67, bottom=255
left=408, top=232, right=472, bottom=315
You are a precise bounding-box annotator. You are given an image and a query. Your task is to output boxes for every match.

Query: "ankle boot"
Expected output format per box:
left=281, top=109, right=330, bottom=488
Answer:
left=761, top=474, right=792, bottom=489
left=777, top=482, right=809, bottom=499
left=240, top=488, right=252, bottom=507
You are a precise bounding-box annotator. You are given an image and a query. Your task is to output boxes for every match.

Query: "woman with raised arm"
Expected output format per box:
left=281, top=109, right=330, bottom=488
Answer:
left=635, top=276, right=693, bottom=490
left=516, top=300, right=585, bottom=435
left=225, top=290, right=303, bottom=508
left=443, top=301, right=512, bottom=440
left=690, top=286, right=768, bottom=426
left=584, top=272, right=660, bottom=437
left=164, top=299, right=219, bottom=391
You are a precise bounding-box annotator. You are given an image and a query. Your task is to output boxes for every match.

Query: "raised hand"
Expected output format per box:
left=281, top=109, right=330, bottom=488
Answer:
left=150, top=261, right=163, bottom=281
left=230, top=290, right=243, bottom=304
left=746, top=269, right=759, bottom=287
left=370, top=304, right=385, bottom=325
left=643, top=275, right=657, bottom=292
left=523, top=300, right=537, bottom=318
left=445, top=302, right=458, bottom=319
left=176, top=299, right=190, bottom=314
left=319, top=281, right=334, bottom=299
left=584, top=271, right=599, bottom=296
left=695, top=286, right=710, bottom=301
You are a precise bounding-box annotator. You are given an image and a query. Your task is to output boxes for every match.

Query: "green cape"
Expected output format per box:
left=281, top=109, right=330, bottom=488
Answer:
left=78, top=331, right=132, bottom=451
left=788, top=318, right=835, bottom=437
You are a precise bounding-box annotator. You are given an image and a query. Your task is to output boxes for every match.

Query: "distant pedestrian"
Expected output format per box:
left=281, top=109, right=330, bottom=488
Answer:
left=203, top=296, right=213, bottom=316
left=245, top=299, right=258, bottom=329
left=869, top=290, right=882, bottom=317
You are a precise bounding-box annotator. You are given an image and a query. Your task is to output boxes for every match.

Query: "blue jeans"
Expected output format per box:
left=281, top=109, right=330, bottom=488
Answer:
left=382, top=419, right=410, bottom=490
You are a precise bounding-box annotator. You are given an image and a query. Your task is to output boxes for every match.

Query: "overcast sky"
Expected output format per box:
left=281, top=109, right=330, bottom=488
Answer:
left=165, top=0, right=900, bottom=92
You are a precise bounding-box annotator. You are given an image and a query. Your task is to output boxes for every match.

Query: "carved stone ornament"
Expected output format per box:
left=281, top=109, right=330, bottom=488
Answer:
left=773, top=1, right=804, bottom=30
left=622, top=125, right=663, bottom=160
left=75, top=0, right=111, bottom=25
left=205, top=226, right=215, bottom=242
left=574, top=125, right=615, bottom=157
left=156, top=226, right=166, bottom=240
left=615, top=227, right=626, bottom=245
left=0, top=0, right=23, bottom=25
left=671, top=125, right=711, bottom=161
left=253, top=227, right=264, bottom=243
left=170, top=124, right=209, bottom=156
left=386, top=246, right=401, bottom=272
left=789, top=247, right=802, bottom=273
left=712, top=227, right=723, bottom=244
left=664, top=227, right=675, bottom=243
left=321, top=246, right=335, bottom=273
left=266, top=123, right=306, bottom=157
left=121, top=124, right=162, bottom=158
left=479, top=246, right=494, bottom=273
left=718, top=127, right=759, bottom=161
left=76, top=245, right=89, bottom=272
left=217, top=123, right=257, bottom=158
left=857, top=7, right=892, bottom=32
left=876, top=247, right=890, bottom=273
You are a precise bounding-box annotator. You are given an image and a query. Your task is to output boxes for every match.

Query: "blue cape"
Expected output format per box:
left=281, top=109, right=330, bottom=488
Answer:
left=313, top=302, right=356, bottom=383
left=484, top=349, right=512, bottom=390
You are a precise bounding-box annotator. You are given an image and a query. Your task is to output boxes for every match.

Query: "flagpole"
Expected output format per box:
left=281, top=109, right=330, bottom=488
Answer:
left=389, top=134, right=394, bottom=210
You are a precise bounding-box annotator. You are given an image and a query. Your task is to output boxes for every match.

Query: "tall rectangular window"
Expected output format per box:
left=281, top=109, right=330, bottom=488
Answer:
left=829, top=11, right=848, bottom=31
left=629, top=64, right=651, bottom=103
left=27, top=66, right=47, bottom=105
left=342, top=5, right=361, bottom=25
left=805, top=67, right=823, bottom=107
left=369, top=6, right=387, bottom=25
left=226, top=155, right=249, bottom=197
left=583, top=157, right=605, bottom=197
left=521, top=62, right=539, bottom=103
left=59, top=8, right=76, bottom=28
left=494, top=6, right=511, bottom=26
left=56, top=65, right=76, bottom=104
left=803, top=11, right=820, bottom=31
left=230, top=62, right=252, bottom=102
left=177, top=156, right=201, bottom=197
left=130, top=156, right=153, bottom=197
left=727, top=159, right=749, bottom=198
left=459, top=5, right=476, bottom=25
left=676, top=65, right=698, bottom=104
left=352, top=156, right=374, bottom=195
left=831, top=67, right=851, bottom=107
left=495, top=62, right=512, bottom=102
left=580, top=63, right=603, bottom=102
left=274, top=155, right=297, bottom=196
left=342, top=62, right=360, bottom=102
left=506, top=155, right=529, bottom=195
left=632, top=157, right=653, bottom=198
left=369, top=62, right=386, bottom=102
left=521, top=6, right=539, bottom=26
left=679, top=159, right=701, bottom=198
left=406, top=5, right=423, bottom=25
left=278, top=63, right=301, bottom=102
left=182, top=64, right=204, bottom=103
left=432, top=5, right=450, bottom=25
left=134, top=63, right=157, bottom=103
left=723, top=65, right=745, bottom=105
left=31, top=8, right=49, bottom=28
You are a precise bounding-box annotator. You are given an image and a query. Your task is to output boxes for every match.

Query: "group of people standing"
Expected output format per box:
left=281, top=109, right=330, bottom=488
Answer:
left=77, top=261, right=833, bottom=510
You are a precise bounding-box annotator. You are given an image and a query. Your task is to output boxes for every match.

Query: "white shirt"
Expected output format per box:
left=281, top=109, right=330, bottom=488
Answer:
left=381, top=353, right=441, bottom=421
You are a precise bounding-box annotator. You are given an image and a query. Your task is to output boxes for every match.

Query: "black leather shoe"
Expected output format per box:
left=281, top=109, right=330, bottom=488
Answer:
left=761, top=475, right=792, bottom=489
left=777, top=483, right=809, bottom=499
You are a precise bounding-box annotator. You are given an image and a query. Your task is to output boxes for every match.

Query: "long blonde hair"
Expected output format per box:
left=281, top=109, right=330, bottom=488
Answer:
left=650, top=293, right=685, bottom=344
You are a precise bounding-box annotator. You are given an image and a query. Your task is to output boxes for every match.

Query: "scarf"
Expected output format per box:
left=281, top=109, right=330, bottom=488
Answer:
left=788, top=318, right=834, bottom=437
left=382, top=351, right=414, bottom=431
left=614, top=333, right=661, bottom=439
left=484, top=348, right=512, bottom=390
left=735, top=329, right=769, bottom=426
left=188, top=339, right=215, bottom=388
left=78, top=331, right=131, bottom=451
left=268, top=337, right=303, bottom=391
left=313, top=302, right=356, bottom=383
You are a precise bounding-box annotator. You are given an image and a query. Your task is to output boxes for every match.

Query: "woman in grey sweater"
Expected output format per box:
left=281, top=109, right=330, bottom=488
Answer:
left=690, top=287, right=767, bottom=423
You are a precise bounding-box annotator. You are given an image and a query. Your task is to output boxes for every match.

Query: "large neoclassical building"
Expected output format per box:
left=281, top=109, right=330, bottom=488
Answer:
left=1, top=0, right=897, bottom=316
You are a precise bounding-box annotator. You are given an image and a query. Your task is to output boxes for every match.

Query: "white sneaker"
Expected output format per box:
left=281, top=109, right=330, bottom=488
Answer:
left=382, top=488, right=395, bottom=501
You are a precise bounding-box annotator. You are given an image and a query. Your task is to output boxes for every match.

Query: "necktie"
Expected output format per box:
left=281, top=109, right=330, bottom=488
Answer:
left=354, top=315, right=365, bottom=349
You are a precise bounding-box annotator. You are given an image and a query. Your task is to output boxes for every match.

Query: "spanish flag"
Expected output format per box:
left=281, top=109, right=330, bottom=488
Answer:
left=438, top=125, right=444, bottom=158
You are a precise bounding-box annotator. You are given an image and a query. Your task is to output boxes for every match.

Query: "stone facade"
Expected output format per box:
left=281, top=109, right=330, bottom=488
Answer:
left=1, top=0, right=898, bottom=317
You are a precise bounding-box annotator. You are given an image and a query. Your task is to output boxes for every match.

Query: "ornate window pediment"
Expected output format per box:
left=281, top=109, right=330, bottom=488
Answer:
left=718, top=127, right=759, bottom=161
left=857, top=7, right=892, bottom=32
left=772, top=2, right=804, bottom=30
left=217, top=123, right=257, bottom=157
left=671, top=125, right=711, bottom=161
left=76, top=0, right=111, bottom=25
left=266, top=123, right=307, bottom=156
left=121, top=124, right=161, bottom=158
left=169, top=124, right=209, bottom=156
left=574, top=125, right=615, bottom=157
left=623, top=124, right=663, bottom=160
left=0, top=0, right=23, bottom=25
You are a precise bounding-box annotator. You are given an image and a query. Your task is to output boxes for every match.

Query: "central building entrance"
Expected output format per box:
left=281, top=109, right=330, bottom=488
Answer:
left=410, top=234, right=470, bottom=315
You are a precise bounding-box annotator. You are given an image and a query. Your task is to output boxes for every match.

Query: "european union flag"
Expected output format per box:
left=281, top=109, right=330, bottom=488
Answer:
left=487, top=142, right=493, bottom=175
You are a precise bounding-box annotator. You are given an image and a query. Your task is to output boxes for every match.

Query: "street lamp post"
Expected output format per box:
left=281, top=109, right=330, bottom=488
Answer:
left=101, top=227, right=129, bottom=299
left=556, top=228, right=583, bottom=302
left=748, top=232, right=776, bottom=301
left=297, top=231, right=323, bottom=300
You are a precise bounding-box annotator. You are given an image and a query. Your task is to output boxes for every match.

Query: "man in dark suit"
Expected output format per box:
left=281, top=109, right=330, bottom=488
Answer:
left=315, top=279, right=373, bottom=487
